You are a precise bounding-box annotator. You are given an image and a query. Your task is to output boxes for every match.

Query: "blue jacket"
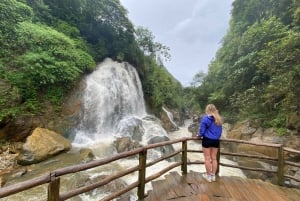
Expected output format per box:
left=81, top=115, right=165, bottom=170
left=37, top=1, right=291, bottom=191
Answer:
left=198, top=115, right=222, bottom=140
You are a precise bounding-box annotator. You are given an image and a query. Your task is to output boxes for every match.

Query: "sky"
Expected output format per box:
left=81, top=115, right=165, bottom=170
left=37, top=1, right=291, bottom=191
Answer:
left=119, top=0, right=234, bottom=86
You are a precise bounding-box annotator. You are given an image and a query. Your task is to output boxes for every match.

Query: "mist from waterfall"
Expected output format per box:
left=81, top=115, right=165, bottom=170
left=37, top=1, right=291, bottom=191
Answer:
left=73, top=58, right=148, bottom=146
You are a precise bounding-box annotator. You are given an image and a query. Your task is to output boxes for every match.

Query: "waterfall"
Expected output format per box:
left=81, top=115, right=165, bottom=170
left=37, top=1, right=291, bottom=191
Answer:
left=73, top=58, right=147, bottom=146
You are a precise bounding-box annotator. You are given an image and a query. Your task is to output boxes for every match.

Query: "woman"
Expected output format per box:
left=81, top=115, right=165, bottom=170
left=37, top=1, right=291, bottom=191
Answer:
left=197, top=104, right=222, bottom=182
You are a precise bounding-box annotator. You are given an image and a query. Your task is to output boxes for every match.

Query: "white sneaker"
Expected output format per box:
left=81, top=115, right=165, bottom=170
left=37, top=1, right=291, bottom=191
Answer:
left=211, top=174, right=216, bottom=182
left=202, top=173, right=211, bottom=182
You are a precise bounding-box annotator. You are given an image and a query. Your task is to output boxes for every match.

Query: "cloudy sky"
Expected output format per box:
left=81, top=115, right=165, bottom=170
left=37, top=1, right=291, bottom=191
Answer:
left=119, top=0, right=234, bottom=86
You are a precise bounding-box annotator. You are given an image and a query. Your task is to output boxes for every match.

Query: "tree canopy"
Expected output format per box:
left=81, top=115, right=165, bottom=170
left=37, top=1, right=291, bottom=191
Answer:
left=192, top=0, right=300, bottom=132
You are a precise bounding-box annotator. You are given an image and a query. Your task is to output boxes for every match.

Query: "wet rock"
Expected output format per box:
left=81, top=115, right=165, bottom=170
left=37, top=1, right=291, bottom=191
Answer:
left=115, top=137, right=140, bottom=153
left=79, top=148, right=95, bottom=163
left=17, top=127, right=71, bottom=165
left=147, top=135, right=176, bottom=161
left=160, top=106, right=184, bottom=132
left=115, top=116, right=144, bottom=142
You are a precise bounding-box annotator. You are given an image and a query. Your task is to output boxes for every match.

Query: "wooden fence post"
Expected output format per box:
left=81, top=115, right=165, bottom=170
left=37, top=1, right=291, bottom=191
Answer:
left=137, top=149, right=147, bottom=201
left=48, top=172, right=60, bottom=201
left=277, top=145, right=284, bottom=186
left=181, top=140, right=188, bottom=175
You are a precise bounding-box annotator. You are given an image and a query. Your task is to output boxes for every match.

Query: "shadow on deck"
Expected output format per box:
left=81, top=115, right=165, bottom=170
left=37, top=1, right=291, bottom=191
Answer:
left=145, top=171, right=300, bottom=201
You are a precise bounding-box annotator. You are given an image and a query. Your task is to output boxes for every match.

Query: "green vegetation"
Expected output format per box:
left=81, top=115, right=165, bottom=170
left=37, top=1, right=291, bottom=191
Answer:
left=189, top=0, right=300, bottom=131
left=0, top=0, right=185, bottom=125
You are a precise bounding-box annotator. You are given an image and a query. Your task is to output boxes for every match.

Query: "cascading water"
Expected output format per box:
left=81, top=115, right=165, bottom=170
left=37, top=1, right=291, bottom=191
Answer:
left=73, top=58, right=148, bottom=147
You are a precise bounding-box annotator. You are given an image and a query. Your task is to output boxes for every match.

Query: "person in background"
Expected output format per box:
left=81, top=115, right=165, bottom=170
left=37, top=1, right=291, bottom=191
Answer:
left=197, top=104, right=222, bottom=182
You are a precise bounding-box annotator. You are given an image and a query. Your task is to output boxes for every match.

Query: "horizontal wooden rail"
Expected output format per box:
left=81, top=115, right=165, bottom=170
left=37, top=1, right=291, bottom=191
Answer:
left=0, top=173, right=50, bottom=197
left=284, top=174, right=300, bottom=182
left=102, top=180, right=139, bottom=201
left=0, top=136, right=299, bottom=200
left=284, top=147, right=300, bottom=154
left=285, top=161, right=300, bottom=168
left=219, top=162, right=277, bottom=173
left=145, top=162, right=182, bottom=184
left=221, top=151, right=278, bottom=161
left=59, top=164, right=140, bottom=200
left=146, top=149, right=182, bottom=168
left=220, top=138, right=282, bottom=148
left=187, top=161, right=205, bottom=165
left=54, top=147, right=144, bottom=177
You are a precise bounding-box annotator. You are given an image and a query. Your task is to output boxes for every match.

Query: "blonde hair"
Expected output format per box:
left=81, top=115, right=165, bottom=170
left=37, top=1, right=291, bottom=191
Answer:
left=205, top=104, right=222, bottom=125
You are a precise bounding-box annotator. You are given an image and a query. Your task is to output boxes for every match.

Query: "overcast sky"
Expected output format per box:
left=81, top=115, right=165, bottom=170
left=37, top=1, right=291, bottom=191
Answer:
left=119, top=0, right=234, bottom=86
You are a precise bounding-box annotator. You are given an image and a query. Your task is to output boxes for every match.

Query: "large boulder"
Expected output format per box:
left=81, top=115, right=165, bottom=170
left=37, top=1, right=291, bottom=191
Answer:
left=160, top=106, right=184, bottom=132
left=147, top=135, right=176, bottom=161
left=114, top=137, right=140, bottom=153
left=17, top=127, right=71, bottom=165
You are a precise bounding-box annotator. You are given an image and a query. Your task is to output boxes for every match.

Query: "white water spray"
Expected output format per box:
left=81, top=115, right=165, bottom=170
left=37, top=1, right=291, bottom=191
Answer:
left=73, top=58, right=147, bottom=146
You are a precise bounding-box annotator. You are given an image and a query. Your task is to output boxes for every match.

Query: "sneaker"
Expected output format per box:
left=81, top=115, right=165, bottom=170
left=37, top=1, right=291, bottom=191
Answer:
left=211, top=174, right=216, bottom=182
left=202, top=173, right=211, bottom=182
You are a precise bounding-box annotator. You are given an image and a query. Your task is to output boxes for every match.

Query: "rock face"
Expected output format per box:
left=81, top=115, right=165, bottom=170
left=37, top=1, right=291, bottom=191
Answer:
left=0, top=79, right=86, bottom=142
left=188, top=115, right=201, bottom=136
left=0, top=115, right=44, bottom=142
left=160, top=107, right=184, bottom=132
left=17, top=127, right=71, bottom=165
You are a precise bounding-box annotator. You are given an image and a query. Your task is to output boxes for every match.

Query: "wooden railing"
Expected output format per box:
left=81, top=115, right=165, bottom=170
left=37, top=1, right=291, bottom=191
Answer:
left=0, top=137, right=299, bottom=200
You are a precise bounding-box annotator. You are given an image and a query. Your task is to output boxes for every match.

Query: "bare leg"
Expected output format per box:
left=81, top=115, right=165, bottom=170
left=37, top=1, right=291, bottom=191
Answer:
left=203, top=147, right=212, bottom=174
left=211, top=147, right=219, bottom=175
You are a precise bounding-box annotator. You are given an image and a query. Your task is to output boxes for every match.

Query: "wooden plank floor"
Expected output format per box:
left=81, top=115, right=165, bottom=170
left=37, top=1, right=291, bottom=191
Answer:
left=145, top=171, right=300, bottom=201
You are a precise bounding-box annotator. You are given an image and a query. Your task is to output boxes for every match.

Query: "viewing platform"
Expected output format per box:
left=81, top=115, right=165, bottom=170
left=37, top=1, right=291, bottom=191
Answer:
left=0, top=137, right=299, bottom=200
left=146, top=171, right=300, bottom=201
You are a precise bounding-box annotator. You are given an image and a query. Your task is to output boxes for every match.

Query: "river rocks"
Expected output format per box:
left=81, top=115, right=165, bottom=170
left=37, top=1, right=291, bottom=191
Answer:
left=17, top=127, right=71, bottom=165
left=115, top=116, right=144, bottom=142
left=79, top=148, right=95, bottom=163
left=114, top=137, right=140, bottom=153
left=147, top=135, right=176, bottom=161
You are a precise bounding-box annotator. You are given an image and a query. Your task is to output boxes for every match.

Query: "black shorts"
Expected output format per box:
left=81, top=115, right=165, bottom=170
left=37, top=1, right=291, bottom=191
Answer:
left=202, top=137, right=220, bottom=148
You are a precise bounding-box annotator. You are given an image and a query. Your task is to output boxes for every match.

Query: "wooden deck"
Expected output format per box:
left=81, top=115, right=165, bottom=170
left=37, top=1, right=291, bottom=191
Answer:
left=145, top=171, right=300, bottom=201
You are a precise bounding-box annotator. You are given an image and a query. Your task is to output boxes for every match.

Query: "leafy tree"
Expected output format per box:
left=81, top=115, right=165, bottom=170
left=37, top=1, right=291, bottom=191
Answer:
left=135, top=26, right=171, bottom=62
left=12, top=22, right=95, bottom=97
left=0, top=0, right=33, bottom=59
